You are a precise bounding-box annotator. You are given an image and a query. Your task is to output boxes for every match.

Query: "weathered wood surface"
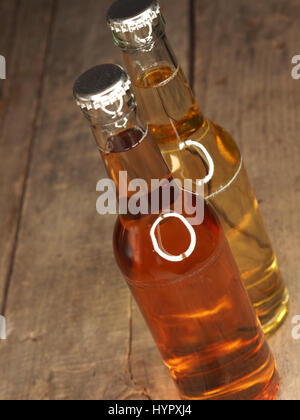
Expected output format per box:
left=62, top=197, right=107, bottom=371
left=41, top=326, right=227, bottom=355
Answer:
left=194, top=0, right=300, bottom=401
left=0, top=0, right=55, bottom=307
left=0, top=0, right=299, bottom=400
left=0, top=0, right=181, bottom=400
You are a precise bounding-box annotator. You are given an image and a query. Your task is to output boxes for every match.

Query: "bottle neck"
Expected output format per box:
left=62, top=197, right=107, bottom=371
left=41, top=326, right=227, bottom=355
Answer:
left=88, top=108, right=171, bottom=201
left=121, top=34, right=204, bottom=145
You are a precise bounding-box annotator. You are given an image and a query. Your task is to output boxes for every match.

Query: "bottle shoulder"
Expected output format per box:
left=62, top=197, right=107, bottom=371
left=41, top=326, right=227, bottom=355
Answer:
left=113, top=204, right=227, bottom=287
left=160, top=116, right=244, bottom=198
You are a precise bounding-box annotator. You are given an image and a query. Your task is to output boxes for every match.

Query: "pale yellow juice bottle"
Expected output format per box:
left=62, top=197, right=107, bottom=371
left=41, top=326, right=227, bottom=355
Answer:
left=107, top=0, right=289, bottom=334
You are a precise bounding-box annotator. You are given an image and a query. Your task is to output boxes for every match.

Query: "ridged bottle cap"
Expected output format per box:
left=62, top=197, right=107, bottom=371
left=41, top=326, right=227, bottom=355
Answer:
left=107, top=0, right=161, bottom=34
left=73, top=64, right=132, bottom=114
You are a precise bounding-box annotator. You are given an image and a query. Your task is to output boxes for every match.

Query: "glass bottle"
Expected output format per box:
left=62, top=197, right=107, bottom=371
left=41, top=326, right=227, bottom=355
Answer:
left=107, top=0, right=289, bottom=335
left=73, top=64, right=279, bottom=400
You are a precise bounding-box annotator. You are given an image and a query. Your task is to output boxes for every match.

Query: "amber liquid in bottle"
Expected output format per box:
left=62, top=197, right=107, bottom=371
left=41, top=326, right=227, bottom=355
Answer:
left=132, top=64, right=289, bottom=335
left=107, top=127, right=279, bottom=400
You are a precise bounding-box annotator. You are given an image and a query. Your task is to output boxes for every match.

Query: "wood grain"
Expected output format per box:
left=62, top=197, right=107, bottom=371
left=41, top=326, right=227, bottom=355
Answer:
left=0, top=0, right=126, bottom=400
left=0, top=0, right=187, bottom=401
left=0, top=0, right=18, bottom=116
left=194, top=0, right=300, bottom=400
left=0, top=0, right=299, bottom=401
left=0, top=0, right=55, bottom=308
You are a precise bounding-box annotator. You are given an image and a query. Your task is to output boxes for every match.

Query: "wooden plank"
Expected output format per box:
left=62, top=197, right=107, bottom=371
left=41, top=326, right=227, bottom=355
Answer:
left=0, top=0, right=190, bottom=400
left=0, top=0, right=123, bottom=399
left=0, top=0, right=20, bottom=301
left=0, top=0, right=18, bottom=119
left=0, top=0, right=132, bottom=400
left=0, top=0, right=18, bottom=55
left=0, top=0, right=55, bottom=307
left=4, top=0, right=298, bottom=401
left=194, top=0, right=300, bottom=400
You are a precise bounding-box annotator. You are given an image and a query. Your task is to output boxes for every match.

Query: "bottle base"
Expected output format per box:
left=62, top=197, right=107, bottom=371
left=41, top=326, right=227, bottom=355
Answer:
left=179, top=364, right=280, bottom=401
left=259, top=287, right=289, bottom=337
left=256, top=368, right=280, bottom=401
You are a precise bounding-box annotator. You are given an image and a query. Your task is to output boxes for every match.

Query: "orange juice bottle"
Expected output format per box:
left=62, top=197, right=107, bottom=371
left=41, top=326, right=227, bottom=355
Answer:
left=73, top=64, right=279, bottom=399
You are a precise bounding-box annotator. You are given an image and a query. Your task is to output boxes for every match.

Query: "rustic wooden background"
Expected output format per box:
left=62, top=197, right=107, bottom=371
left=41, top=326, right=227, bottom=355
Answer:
left=0, top=0, right=299, bottom=400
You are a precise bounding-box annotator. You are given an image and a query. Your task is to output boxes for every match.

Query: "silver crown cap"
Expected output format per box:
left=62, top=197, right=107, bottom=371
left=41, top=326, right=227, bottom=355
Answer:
left=108, top=2, right=161, bottom=34
left=73, top=64, right=132, bottom=112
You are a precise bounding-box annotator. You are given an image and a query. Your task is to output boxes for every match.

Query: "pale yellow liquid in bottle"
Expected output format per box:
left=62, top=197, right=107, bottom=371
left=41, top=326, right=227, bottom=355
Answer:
left=135, top=65, right=289, bottom=335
